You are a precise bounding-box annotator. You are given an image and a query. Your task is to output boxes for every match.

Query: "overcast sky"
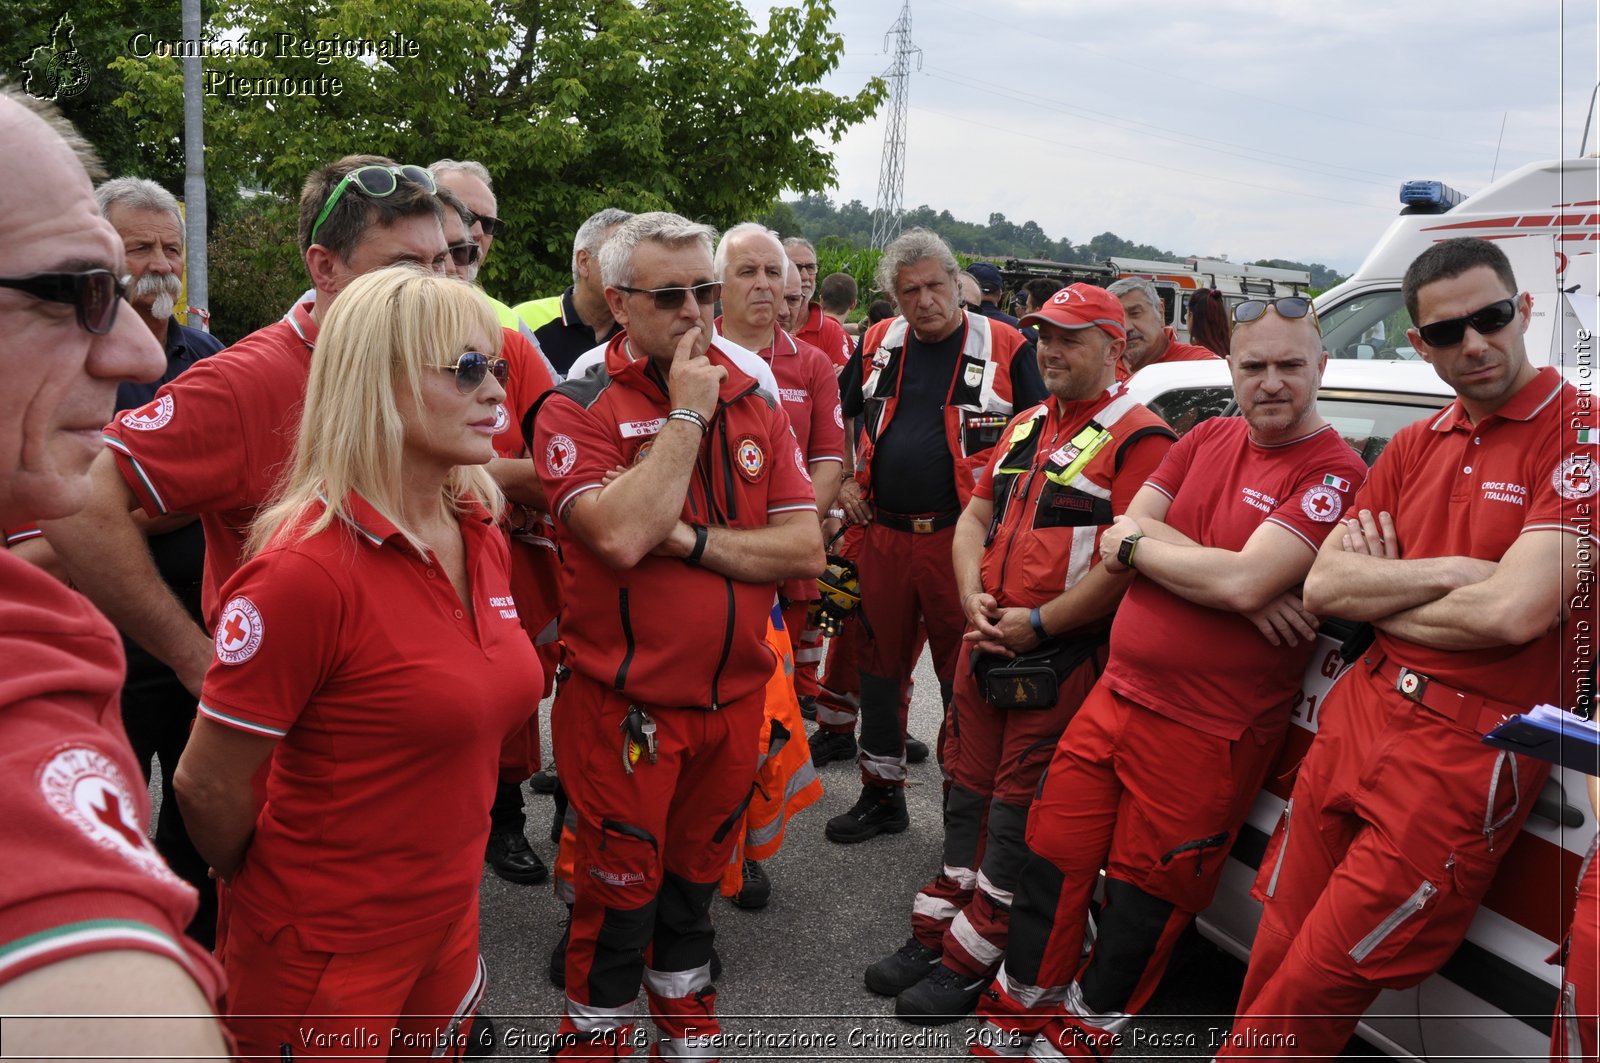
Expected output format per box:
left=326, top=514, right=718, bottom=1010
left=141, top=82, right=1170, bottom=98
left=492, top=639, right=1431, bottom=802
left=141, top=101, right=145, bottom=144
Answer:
left=752, top=0, right=1599, bottom=274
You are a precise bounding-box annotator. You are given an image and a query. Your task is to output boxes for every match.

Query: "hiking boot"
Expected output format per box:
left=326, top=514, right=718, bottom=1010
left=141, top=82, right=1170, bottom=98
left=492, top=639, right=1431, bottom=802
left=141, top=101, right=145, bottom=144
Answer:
left=825, top=783, right=908, bottom=844
left=905, top=735, right=929, bottom=764
left=894, top=961, right=988, bottom=1025
left=808, top=728, right=858, bottom=767
left=732, top=859, right=771, bottom=910
left=864, top=937, right=941, bottom=997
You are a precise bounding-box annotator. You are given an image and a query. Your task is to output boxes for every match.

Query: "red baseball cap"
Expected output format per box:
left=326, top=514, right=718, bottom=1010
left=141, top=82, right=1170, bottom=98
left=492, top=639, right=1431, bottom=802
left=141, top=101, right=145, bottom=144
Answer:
left=1020, top=284, right=1126, bottom=338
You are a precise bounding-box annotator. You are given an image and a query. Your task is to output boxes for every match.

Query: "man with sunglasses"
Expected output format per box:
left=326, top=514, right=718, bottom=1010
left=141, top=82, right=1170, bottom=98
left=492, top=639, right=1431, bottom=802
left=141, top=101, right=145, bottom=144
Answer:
left=1107, top=276, right=1217, bottom=381
left=1219, top=238, right=1597, bottom=1058
left=0, top=84, right=227, bottom=1057
left=970, top=292, right=1364, bottom=1057
left=44, top=155, right=448, bottom=700
left=531, top=212, right=824, bottom=1059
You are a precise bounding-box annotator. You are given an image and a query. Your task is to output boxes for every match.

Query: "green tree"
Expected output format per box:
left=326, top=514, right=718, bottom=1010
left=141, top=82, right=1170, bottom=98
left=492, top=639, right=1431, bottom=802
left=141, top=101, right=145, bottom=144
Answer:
left=109, top=0, right=883, bottom=302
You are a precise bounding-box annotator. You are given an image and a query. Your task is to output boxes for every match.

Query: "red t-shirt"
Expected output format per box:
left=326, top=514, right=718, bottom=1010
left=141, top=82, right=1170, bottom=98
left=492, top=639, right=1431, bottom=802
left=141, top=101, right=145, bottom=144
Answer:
left=797, top=303, right=853, bottom=369
left=973, top=386, right=1174, bottom=609
left=1105, top=417, right=1367, bottom=740
left=492, top=325, right=555, bottom=460
left=0, top=549, right=224, bottom=1000
left=1362, top=366, right=1596, bottom=709
left=197, top=496, right=541, bottom=952
left=535, top=335, right=818, bottom=708
left=491, top=325, right=561, bottom=646
left=103, top=301, right=320, bottom=627
left=1116, top=327, right=1220, bottom=382
left=750, top=328, right=845, bottom=465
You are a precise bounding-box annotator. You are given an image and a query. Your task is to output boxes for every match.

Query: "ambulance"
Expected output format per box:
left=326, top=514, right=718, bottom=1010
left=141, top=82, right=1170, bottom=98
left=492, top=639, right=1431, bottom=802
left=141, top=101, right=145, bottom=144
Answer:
left=1314, top=156, right=1600, bottom=369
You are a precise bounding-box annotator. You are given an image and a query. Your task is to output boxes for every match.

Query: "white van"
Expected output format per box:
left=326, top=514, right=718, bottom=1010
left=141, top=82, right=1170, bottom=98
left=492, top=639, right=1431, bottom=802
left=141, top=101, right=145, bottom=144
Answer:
left=1124, top=359, right=1591, bottom=1061
left=1316, top=158, right=1600, bottom=369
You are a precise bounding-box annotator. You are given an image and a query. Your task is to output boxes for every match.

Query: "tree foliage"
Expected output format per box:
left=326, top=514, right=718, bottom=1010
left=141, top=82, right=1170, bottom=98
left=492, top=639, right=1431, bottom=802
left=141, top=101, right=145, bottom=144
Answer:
left=101, top=0, right=881, bottom=327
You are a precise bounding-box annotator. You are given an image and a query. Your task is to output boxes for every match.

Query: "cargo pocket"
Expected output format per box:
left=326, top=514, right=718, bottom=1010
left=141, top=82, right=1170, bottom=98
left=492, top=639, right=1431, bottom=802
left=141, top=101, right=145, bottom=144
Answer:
left=1348, top=879, right=1438, bottom=964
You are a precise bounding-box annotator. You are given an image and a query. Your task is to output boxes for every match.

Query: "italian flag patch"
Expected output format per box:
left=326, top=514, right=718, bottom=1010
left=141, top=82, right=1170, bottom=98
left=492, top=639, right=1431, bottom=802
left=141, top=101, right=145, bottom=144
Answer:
left=1579, top=428, right=1595, bottom=445
left=1322, top=474, right=1351, bottom=492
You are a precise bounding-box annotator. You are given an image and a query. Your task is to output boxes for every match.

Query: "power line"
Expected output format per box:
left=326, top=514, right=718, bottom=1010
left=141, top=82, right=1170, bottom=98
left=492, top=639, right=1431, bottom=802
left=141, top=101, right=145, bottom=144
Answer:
left=871, top=1, right=921, bottom=250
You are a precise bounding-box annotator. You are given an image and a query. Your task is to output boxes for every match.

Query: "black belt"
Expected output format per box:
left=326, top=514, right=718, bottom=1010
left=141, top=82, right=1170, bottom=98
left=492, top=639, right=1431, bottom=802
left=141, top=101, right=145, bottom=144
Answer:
left=873, top=508, right=960, bottom=534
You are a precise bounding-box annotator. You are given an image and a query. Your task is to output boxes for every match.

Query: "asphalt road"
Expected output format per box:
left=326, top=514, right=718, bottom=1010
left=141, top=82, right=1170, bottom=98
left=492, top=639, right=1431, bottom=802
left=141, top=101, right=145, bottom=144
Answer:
left=470, top=649, right=1344, bottom=1063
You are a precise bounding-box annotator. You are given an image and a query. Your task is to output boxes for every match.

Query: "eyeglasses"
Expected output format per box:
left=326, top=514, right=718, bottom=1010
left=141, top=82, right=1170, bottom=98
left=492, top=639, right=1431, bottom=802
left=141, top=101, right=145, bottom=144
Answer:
left=309, top=164, right=436, bottom=247
left=469, top=212, right=506, bottom=238
left=0, top=269, right=130, bottom=334
left=615, top=281, right=722, bottom=310
left=432, top=351, right=509, bottom=394
left=1414, top=297, right=1518, bottom=348
left=448, top=242, right=481, bottom=269
left=792, top=261, right=819, bottom=274
left=1232, top=296, right=1320, bottom=334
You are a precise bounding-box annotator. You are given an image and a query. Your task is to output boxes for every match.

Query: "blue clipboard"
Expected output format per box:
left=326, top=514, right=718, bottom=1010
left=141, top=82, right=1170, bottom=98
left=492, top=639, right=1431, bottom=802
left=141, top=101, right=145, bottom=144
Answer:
left=1484, top=706, right=1600, bottom=776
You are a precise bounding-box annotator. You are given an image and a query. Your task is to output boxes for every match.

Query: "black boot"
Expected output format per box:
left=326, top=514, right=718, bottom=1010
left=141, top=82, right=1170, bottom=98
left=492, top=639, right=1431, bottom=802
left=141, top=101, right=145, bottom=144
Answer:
left=824, top=783, right=908, bottom=844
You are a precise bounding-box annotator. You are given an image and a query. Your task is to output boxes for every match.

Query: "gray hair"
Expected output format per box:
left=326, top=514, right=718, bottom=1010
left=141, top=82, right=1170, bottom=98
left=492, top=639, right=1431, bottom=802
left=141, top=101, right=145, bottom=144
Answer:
left=572, top=207, right=635, bottom=284
left=714, top=222, right=784, bottom=282
left=1107, top=276, right=1160, bottom=313
left=599, top=212, right=718, bottom=289
left=0, top=82, right=103, bottom=179
left=875, top=227, right=958, bottom=297
left=782, top=236, right=816, bottom=258
left=96, top=176, right=182, bottom=230
left=428, top=158, right=493, bottom=191
left=434, top=185, right=473, bottom=227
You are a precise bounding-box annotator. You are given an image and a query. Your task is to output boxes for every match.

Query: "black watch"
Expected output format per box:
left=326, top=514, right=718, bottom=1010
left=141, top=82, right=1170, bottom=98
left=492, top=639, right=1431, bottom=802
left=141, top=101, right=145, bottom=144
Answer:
left=1117, top=532, right=1144, bottom=569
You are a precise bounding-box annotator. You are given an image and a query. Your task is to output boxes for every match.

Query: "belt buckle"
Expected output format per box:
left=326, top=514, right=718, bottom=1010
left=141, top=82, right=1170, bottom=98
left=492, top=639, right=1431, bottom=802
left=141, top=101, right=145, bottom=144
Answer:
left=911, top=517, right=934, bottom=534
left=1395, top=667, right=1429, bottom=703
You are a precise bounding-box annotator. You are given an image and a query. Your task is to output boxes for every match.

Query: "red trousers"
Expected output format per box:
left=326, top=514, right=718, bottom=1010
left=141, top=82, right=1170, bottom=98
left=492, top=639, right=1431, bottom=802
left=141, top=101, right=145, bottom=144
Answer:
left=1221, top=660, right=1547, bottom=1059
left=223, top=904, right=482, bottom=1061
left=972, top=683, right=1281, bottom=1057
left=913, top=642, right=1105, bottom=978
left=1556, top=837, right=1600, bottom=1063
left=552, top=671, right=762, bottom=1058
left=856, top=521, right=965, bottom=784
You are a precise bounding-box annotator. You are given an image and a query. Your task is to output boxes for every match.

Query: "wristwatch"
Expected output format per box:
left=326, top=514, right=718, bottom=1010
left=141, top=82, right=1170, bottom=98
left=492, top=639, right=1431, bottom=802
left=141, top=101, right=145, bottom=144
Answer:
left=1117, top=532, right=1144, bottom=569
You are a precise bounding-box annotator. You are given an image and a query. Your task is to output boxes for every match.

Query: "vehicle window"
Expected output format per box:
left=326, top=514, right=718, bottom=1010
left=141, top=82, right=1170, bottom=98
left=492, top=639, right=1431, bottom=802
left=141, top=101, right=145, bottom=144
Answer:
left=1146, top=386, right=1235, bottom=437
left=1320, top=290, right=1418, bottom=361
left=1319, top=393, right=1449, bottom=467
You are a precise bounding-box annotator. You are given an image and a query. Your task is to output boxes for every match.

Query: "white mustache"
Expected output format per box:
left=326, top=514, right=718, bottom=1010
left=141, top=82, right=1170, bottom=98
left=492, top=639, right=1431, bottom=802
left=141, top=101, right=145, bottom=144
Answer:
left=135, top=271, right=181, bottom=319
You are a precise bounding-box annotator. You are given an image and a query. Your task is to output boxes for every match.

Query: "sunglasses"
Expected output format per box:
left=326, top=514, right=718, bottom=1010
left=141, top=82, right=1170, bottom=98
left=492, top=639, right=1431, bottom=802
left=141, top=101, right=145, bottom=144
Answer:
left=310, top=164, right=437, bottom=247
left=432, top=351, right=510, bottom=394
left=1414, top=297, right=1518, bottom=348
left=448, top=241, right=481, bottom=269
left=792, top=261, right=819, bottom=274
left=616, top=281, right=722, bottom=310
left=0, top=269, right=130, bottom=334
left=1232, top=296, right=1320, bottom=334
left=469, top=212, right=507, bottom=238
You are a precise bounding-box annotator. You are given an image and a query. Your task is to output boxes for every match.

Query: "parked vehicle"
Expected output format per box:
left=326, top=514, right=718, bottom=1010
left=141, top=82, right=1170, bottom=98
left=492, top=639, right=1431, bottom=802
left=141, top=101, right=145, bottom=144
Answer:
left=1124, top=359, right=1591, bottom=1061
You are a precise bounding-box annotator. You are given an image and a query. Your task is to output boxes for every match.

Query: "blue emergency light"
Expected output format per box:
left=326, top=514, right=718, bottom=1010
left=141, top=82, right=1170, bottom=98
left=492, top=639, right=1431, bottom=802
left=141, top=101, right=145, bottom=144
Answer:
left=1398, top=179, right=1465, bottom=214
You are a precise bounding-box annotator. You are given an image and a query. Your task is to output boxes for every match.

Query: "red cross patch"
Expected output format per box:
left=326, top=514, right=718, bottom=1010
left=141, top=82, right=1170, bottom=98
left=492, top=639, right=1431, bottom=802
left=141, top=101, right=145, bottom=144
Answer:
left=1300, top=484, right=1343, bottom=522
left=1555, top=455, right=1598, bottom=500
left=215, top=595, right=264, bottom=665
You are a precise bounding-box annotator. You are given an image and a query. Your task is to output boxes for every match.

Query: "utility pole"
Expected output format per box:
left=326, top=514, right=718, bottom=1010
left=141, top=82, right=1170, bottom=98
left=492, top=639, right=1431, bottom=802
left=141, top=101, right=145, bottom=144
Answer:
left=181, top=0, right=209, bottom=331
left=870, top=1, right=920, bottom=251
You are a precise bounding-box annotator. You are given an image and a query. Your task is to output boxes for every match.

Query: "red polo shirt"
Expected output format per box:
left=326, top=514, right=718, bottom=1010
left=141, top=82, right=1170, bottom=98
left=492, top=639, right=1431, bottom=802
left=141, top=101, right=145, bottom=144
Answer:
left=197, top=495, right=541, bottom=952
left=1116, top=327, right=1220, bottom=382
left=1363, top=366, right=1596, bottom=709
left=1105, top=417, right=1367, bottom=740
left=722, top=324, right=845, bottom=466
left=797, top=303, right=853, bottom=369
left=103, top=301, right=320, bottom=627
left=535, top=334, right=817, bottom=708
left=0, top=549, right=224, bottom=1000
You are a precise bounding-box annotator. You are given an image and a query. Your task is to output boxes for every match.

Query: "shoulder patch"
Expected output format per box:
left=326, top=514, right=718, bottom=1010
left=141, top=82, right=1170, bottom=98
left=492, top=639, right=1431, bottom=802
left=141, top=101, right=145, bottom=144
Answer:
left=1554, top=454, right=1598, bottom=500
left=119, top=394, right=174, bottom=431
left=37, top=744, right=181, bottom=884
left=545, top=434, right=579, bottom=477
left=1300, top=484, right=1343, bottom=522
left=215, top=596, right=265, bottom=665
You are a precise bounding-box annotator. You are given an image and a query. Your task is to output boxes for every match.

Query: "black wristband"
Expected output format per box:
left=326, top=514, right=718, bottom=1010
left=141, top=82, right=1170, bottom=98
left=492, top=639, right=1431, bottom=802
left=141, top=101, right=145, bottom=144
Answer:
left=686, top=523, right=709, bottom=564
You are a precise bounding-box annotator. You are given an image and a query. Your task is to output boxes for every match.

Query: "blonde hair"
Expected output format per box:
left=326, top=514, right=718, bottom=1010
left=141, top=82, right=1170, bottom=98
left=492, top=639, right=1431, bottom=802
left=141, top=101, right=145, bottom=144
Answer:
left=249, top=266, right=504, bottom=557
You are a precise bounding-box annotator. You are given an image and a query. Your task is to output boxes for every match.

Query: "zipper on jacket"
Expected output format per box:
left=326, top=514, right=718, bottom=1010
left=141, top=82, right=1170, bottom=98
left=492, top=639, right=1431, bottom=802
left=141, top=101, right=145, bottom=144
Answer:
left=1158, top=830, right=1231, bottom=877
left=1349, top=880, right=1437, bottom=963
left=994, top=465, right=1045, bottom=594
left=613, top=587, right=636, bottom=692
left=708, top=578, right=736, bottom=708
left=1264, top=800, right=1293, bottom=898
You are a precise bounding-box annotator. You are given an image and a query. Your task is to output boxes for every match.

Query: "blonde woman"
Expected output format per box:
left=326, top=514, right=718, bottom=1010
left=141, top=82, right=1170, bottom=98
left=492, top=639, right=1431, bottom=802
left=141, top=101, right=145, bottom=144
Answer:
left=175, top=267, right=542, bottom=1059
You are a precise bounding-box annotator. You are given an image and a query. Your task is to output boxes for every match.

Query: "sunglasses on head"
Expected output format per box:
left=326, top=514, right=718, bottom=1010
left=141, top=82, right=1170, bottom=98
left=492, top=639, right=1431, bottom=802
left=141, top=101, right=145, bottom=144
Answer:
left=448, top=241, right=480, bottom=269
left=310, top=164, right=436, bottom=247
left=469, top=212, right=507, bottom=238
left=1414, top=297, right=1518, bottom=348
left=0, top=269, right=130, bottom=334
left=432, top=351, right=509, bottom=394
left=616, top=281, right=722, bottom=311
left=1232, top=296, right=1320, bottom=334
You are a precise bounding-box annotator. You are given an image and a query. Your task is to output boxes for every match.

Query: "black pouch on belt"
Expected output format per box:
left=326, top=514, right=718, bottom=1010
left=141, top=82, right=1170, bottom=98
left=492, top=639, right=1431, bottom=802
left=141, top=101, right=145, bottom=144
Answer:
left=973, top=636, right=1102, bottom=710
